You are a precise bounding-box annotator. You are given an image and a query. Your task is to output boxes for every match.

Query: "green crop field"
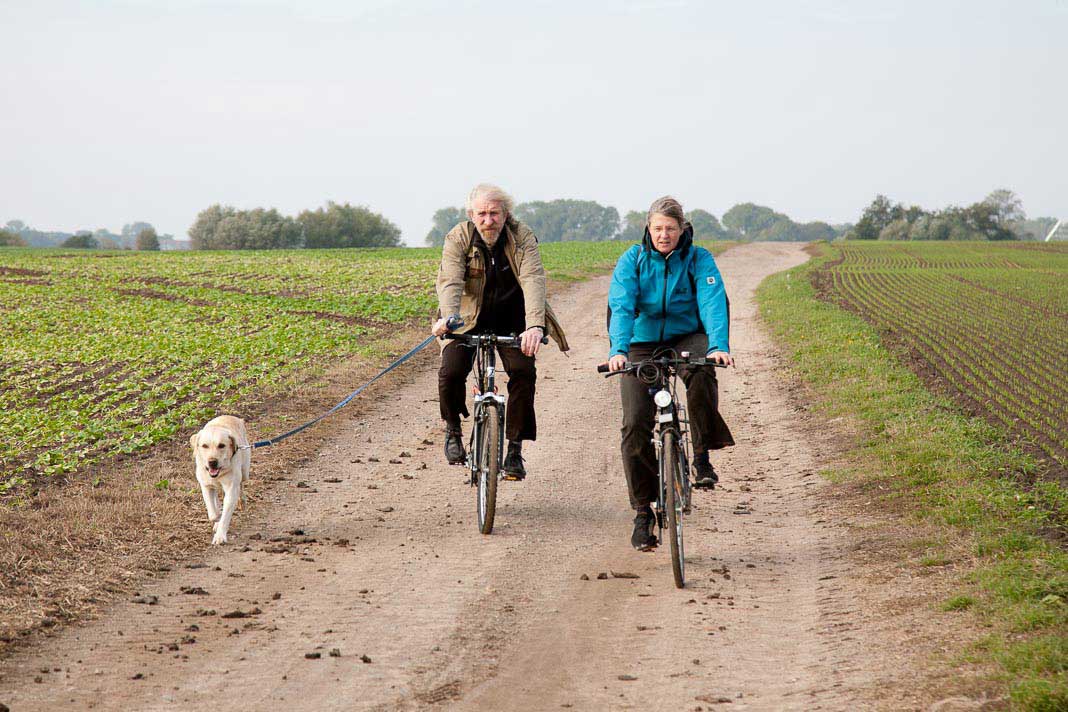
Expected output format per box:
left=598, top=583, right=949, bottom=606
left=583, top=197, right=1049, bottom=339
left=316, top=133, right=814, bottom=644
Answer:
left=0, top=241, right=650, bottom=494
left=815, top=241, right=1068, bottom=476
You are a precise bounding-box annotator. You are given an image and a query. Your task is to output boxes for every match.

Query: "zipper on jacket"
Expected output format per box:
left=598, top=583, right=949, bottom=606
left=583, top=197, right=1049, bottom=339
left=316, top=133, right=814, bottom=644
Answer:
left=475, top=240, right=491, bottom=302
left=659, top=253, right=670, bottom=342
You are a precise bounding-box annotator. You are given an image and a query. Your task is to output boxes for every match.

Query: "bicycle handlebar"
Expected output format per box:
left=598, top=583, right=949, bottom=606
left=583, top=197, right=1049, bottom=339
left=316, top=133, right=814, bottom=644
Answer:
left=439, top=315, right=549, bottom=346
left=597, top=356, right=727, bottom=376
left=443, top=332, right=549, bottom=346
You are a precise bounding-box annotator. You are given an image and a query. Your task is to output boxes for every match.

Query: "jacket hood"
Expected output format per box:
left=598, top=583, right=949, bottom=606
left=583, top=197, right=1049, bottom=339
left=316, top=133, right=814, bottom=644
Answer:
left=642, top=221, right=694, bottom=258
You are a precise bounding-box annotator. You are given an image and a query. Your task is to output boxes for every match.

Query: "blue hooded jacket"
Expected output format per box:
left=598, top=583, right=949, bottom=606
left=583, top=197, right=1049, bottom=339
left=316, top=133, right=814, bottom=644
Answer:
left=608, top=223, right=729, bottom=356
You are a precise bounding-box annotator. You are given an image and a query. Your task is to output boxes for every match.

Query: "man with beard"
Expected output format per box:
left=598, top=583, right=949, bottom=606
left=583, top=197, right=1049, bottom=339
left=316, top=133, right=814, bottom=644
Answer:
left=431, top=183, right=568, bottom=480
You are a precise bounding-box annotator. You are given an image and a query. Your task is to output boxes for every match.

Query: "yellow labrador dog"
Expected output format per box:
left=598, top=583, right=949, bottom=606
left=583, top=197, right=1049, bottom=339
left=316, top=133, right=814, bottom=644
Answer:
left=190, top=415, right=251, bottom=545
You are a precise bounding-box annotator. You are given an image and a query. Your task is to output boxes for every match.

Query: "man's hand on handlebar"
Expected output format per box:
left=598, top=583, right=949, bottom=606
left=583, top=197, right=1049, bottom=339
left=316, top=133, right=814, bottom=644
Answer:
left=520, top=326, right=545, bottom=357
left=431, top=317, right=451, bottom=337
left=707, top=350, right=734, bottom=367
left=432, top=314, right=464, bottom=338
left=607, top=354, right=628, bottom=372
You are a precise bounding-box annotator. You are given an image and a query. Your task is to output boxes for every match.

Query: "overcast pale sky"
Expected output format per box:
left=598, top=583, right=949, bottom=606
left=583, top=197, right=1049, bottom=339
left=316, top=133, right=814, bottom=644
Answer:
left=2, top=0, right=1065, bottom=244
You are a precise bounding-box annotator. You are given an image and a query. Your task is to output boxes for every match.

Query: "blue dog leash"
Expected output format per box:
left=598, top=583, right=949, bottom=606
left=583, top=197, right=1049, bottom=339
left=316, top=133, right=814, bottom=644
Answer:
left=244, top=316, right=465, bottom=450
left=245, top=334, right=436, bottom=450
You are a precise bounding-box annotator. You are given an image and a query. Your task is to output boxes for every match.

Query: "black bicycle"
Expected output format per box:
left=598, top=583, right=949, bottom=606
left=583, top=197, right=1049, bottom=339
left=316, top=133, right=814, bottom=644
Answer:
left=442, top=323, right=547, bottom=535
left=599, top=351, right=725, bottom=588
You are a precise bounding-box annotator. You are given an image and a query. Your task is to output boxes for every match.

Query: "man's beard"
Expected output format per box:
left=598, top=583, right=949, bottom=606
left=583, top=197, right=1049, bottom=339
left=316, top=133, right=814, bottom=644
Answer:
left=479, top=227, right=500, bottom=245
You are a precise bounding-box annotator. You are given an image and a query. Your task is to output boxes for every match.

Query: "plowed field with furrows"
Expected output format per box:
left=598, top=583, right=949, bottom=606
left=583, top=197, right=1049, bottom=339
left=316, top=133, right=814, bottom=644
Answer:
left=814, top=241, right=1068, bottom=476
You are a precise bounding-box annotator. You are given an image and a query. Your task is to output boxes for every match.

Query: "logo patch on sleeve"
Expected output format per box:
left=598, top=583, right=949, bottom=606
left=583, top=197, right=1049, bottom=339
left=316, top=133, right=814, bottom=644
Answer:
left=706, top=276, right=716, bottom=285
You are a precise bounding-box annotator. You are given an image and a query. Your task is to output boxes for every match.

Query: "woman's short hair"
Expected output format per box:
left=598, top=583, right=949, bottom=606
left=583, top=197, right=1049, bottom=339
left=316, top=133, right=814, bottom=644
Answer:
left=647, top=196, right=685, bottom=227
left=465, top=183, right=515, bottom=216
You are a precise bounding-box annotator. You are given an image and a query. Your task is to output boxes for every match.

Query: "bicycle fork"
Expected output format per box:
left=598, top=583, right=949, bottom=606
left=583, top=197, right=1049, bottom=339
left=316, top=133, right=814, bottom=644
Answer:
left=651, top=393, right=693, bottom=523
left=675, top=403, right=693, bottom=513
left=652, top=387, right=676, bottom=529
left=468, top=393, right=505, bottom=486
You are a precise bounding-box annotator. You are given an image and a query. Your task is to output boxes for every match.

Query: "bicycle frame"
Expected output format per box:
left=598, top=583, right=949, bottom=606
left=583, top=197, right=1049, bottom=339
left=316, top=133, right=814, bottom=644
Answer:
left=442, top=328, right=546, bottom=535
left=641, top=356, right=692, bottom=525
left=442, top=324, right=546, bottom=533
left=442, top=329, right=546, bottom=485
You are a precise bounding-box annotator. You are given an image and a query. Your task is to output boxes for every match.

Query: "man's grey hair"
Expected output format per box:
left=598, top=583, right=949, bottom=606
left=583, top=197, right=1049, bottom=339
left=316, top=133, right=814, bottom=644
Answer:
left=465, top=183, right=515, bottom=216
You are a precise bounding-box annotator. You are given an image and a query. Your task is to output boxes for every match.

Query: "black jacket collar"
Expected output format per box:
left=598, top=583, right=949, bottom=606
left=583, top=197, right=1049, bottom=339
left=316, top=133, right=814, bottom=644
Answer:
left=472, top=221, right=511, bottom=253
left=642, top=221, right=694, bottom=258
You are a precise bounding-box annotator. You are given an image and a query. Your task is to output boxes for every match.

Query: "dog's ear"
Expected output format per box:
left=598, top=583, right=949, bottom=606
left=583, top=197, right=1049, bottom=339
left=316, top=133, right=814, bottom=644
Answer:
left=189, top=432, right=198, bottom=449
left=229, top=435, right=237, bottom=455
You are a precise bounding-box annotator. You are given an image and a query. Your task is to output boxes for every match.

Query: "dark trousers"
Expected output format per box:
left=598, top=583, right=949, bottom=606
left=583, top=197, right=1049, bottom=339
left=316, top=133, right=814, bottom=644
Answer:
left=621, top=332, right=735, bottom=510
left=438, top=341, right=537, bottom=442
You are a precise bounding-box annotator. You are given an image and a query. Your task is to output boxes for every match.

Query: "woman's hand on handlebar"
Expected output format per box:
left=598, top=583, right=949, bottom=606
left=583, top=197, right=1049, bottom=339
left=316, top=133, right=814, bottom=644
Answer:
left=707, top=350, right=734, bottom=367
left=608, top=354, right=628, bottom=372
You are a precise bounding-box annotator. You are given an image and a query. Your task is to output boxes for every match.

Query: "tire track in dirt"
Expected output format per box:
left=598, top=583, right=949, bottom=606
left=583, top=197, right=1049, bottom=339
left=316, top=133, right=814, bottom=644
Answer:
left=0, top=243, right=878, bottom=711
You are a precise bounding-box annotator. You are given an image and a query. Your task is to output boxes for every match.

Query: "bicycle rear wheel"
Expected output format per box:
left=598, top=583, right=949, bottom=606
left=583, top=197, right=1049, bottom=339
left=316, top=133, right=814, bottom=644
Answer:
left=661, top=430, right=686, bottom=588
left=476, top=403, right=501, bottom=535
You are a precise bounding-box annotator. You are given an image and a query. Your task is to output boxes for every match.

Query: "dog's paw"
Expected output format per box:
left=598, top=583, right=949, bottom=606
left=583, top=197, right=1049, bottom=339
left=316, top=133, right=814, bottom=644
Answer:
left=211, top=532, right=229, bottom=546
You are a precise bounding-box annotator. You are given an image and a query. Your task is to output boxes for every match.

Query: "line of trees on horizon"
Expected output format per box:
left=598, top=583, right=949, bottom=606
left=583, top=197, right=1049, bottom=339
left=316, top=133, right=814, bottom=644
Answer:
left=187, top=202, right=401, bottom=250
left=7, top=188, right=1055, bottom=252
left=424, top=199, right=845, bottom=246
left=1, top=220, right=175, bottom=250
left=1, top=203, right=403, bottom=252
left=846, top=189, right=1056, bottom=241
left=54, top=228, right=162, bottom=250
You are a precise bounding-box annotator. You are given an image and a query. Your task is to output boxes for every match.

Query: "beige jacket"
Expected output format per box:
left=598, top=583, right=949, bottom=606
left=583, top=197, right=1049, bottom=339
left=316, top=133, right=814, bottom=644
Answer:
left=435, top=218, right=569, bottom=352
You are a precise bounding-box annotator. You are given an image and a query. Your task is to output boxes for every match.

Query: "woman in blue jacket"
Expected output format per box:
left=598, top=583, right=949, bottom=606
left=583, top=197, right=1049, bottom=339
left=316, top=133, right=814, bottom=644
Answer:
left=606, top=196, right=735, bottom=551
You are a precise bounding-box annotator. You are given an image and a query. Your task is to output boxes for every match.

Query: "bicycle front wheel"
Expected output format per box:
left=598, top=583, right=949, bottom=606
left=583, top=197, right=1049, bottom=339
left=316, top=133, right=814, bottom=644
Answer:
left=476, top=403, right=501, bottom=535
left=661, top=430, right=686, bottom=588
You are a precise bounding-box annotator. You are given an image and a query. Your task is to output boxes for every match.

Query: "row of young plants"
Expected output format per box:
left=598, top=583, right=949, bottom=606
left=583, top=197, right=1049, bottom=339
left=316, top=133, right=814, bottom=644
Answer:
left=0, top=241, right=638, bottom=494
left=758, top=241, right=1067, bottom=710
left=822, top=241, right=1068, bottom=473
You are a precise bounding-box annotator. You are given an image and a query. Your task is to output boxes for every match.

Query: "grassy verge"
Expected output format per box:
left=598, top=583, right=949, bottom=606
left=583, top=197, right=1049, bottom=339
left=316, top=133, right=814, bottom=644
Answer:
left=756, top=243, right=1068, bottom=710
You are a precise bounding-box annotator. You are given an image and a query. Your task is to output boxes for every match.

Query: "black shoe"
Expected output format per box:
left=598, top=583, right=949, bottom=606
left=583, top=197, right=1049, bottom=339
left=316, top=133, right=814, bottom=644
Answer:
left=693, top=453, right=718, bottom=490
left=444, top=427, right=466, bottom=465
left=502, top=441, right=526, bottom=481
left=631, top=506, right=658, bottom=551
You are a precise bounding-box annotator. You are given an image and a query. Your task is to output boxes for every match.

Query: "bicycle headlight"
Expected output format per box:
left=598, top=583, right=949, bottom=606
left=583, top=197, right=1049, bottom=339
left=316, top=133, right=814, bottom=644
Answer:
left=653, top=390, right=672, bottom=408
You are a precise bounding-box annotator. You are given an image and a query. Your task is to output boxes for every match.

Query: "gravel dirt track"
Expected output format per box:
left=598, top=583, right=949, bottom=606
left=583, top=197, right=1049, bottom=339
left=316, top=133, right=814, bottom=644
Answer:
left=0, top=243, right=897, bottom=711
